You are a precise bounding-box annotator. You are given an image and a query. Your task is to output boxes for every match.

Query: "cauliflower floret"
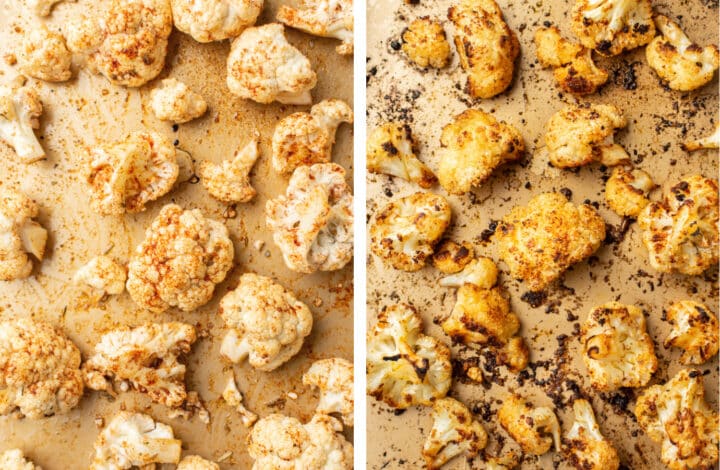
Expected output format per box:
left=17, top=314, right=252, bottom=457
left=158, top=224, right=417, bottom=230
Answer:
left=303, top=357, right=354, bottom=427
left=277, top=0, right=353, bottom=55
left=605, top=166, right=655, bottom=218
left=570, top=0, right=655, bottom=56
left=172, top=0, right=261, bottom=42
left=367, top=303, right=452, bottom=409
left=498, top=395, right=561, bottom=456
left=29, top=0, right=73, bottom=16
left=177, top=456, right=220, bottom=470
left=422, top=397, right=488, bottom=469
left=564, top=399, right=620, bottom=470
left=0, top=84, right=45, bottom=163
left=0, top=318, right=83, bottom=419
left=534, top=27, right=608, bottom=95
left=0, top=449, right=41, bottom=470
left=448, top=0, right=519, bottom=99
left=635, top=369, right=719, bottom=470
left=271, top=99, right=353, bottom=175
left=90, top=411, right=182, bottom=470
left=438, top=109, right=524, bottom=194
left=266, top=163, right=353, bottom=273
left=222, top=374, right=258, bottom=427
left=439, top=257, right=498, bottom=288
left=248, top=413, right=353, bottom=469
left=581, top=302, right=658, bottom=390
left=682, top=124, right=719, bottom=151
left=199, top=135, right=260, bottom=203
left=366, top=122, right=437, bottom=189
left=664, top=300, right=719, bottom=365
left=126, top=204, right=234, bottom=313
left=637, top=174, right=719, bottom=275
left=401, top=17, right=451, bottom=69
left=646, top=15, right=719, bottom=91
left=66, top=0, right=172, bottom=87
left=432, top=240, right=474, bottom=274
left=227, top=23, right=317, bottom=104
left=73, top=255, right=127, bottom=296
left=219, top=273, right=313, bottom=371
left=150, top=78, right=207, bottom=124
left=545, top=104, right=629, bottom=168
left=17, top=26, right=72, bottom=82
left=496, top=193, right=606, bottom=292
left=0, top=188, right=48, bottom=281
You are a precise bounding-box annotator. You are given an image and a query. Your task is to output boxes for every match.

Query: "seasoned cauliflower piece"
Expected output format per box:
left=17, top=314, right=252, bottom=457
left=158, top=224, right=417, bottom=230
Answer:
left=637, top=175, right=718, bottom=275
left=422, top=397, right=488, bottom=469
left=266, top=163, right=353, bottom=273
left=17, top=26, right=72, bottom=82
left=227, top=23, right=317, bottom=104
left=432, top=240, right=474, bottom=274
left=498, top=395, right=561, bottom=456
left=150, top=78, right=207, bottom=124
left=646, top=15, right=719, bottom=91
left=222, top=374, right=258, bottom=427
left=570, top=0, right=655, bottom=56
left=0, top=188, right=48, bottom=281
left=29, top=0, right=73, bottom=16
left=496, top=193, right=606, bottom=292
left=177, top=455, right=220, bottom=470
left=367, top=303, right=452, bottom=409
left=664, top=300, right=719, bottom=365
left=0, top=449, right=41, bottom=470
left=366, top=122, right=436, bottom=189
left=220, top=273, right=313, bottom=371
left=73, top=255, right=126, bottom=296
left=303, top=357, right=354, bottom=427
left=272, top=99, right=353, bottom=175
left=683, top=124, right=719, bottom=151
left=199, top=136, right=260, bottom=203
left=0, top=84, right=45, bottom=163
left=0, top=318, right=83, bottom=419
left=401, top=17, right=451, bottom=69
left=581, top=302, right=657, bottom=390
left=172, top=0, right=261, bottom=42
left=277, top=0, right=353, bottom=55
left=564, top=399, right=620, bottom=470
left=635, top=369, right=719, bottom=470
left=439, top=257, right=498, bottom=289
left=126, top=204, right=234, bottom=313
left=605, top=166, right=655, bottom=218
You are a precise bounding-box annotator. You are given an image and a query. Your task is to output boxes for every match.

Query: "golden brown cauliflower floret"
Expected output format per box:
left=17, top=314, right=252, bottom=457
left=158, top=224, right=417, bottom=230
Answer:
left=637, top=174, right=719, bottom=275
left=370, top=192, right=451, bottom=272
left=605, top=166, right=655, bottom=218
left=73, top=255, right=127, bottom=296
left=0, top=188, right=48, bottom=282
left=646, top=15, right=719, bottom=91
left=564, top=399, right=620, bottom=470
left=682, top=124, right=719, bottom=152
left=367, top=304, right=452, bottom=409
left=126, top=204, right=234, bottom=313
left=150, top=78, right=207, bottom=124
left=222, top=374, right=258, bottom=427
left=664, top=300, right=719, bottom=365
left=0, top=449, right=41, bottom=470
left=303, top=357, right=354, bottom=427
left=0, top=318, right=83, bottom=419
left=199, top=135, right=260, bottom=203
left=496, top=193, right=606, bottom=292
left=0, top=84, right=45, bottom=163
left=17, top=26, right=72, bottom=82
left=498, top=395, right=561, bottom=456
left=432, top=240, right=474, bottom=274
left=401, top=17, right=451, bottom=69
left=635, top=369, right=719, bottom=470
left=177, top=455, right=220, bottom=470
left=171, top=0, right=261, bottom=43
left=277, top=0, right=353, bottom=55
left=366, top=122, right=437, bottom=189
left=570, top=0, right=655, bottom=56
left=422, top=397, right=488, bottom=469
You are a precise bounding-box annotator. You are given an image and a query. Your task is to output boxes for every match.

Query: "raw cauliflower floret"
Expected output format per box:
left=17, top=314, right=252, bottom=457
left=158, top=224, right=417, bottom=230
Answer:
left=634, top=369, right=719, bottom=470
left=570, top=0, right=655, bottom=56
left=85, top=132, right=179, bottom=215
left=29, top=0, right=73, bottom=16
left=366, top=303, right=452, bottom=409
left=219, top=273, right=313, bottom=371
left=0, top=188, right=48, bottom=281
left=581, top=302, right=657, bottom=391
left=605, top=166, right=655, bottom=218
left=277, top=0, right=353, bottom=55
left=0, top=84, right=45, bottom=163
left=366, top=122, right=436, bottom=189
left=73, top=255, right=126, bottom=296
left=637, top=174, right=718, bottom=275
left=66, top=0, right=172, bottom=87
left=664, top=300, right=719, bottom=365
left=303, top=357, right=354, bottom=427
left=248, top=413, right=353, bottom=469
left=498, top=395, right=561, bottom=456
left=682, top=124, right=719, bottom=151
left=432, top=240, right=474, bottom=274
left=0, top=449, right=41, bottom=470
left=177, top=455, right=220, bottom=470
left=545, top=104, right=629, bottom=168
left=272, top=99, right=353, bottom=175
left=172, top=0, right=262, bottom=42
left=496, top=192, right=606, bottom=292
left=222, top=374, right=258, bottom=427
left=423, top=397, right=488, bottom=469
left=646, top=15, right=719, bottom=91
left=401, top=17, right=451, bottom=69
left=199, top=135, right=260, bottom=203
left=227, top=23, right=317, bottom=104
left=126, top=204, right=234, bottom=313
left=438, top=109, right=524, bottom=194
left=534, top=26, right=608, bottom=95
left=90, top=411, right=182, bottom=470
left=17, top=25, right=72, bottom=82
left=0, top=318, right=83, bottom=419
left=150, top=78, right=207, bottom=124
left=564, top=399, right=620, bottom=470
left=266, top=163, right=353, bottom=273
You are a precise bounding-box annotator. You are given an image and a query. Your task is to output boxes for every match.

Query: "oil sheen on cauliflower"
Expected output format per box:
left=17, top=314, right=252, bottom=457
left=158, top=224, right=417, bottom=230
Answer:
left=0, top=84, right=45, bottom=163
left=604, top=166, right=655, bottom=218
left=664, top=300, right=719, bottom=365
left=199, top=135, right=260, bottom=203
left=0, top=449, right=41, bottom=470
left=637, top=174, right=718, bottom=275
left=150, top=78, right=207, bottom=124
left=277, top=0, right=353, bottom=55
left=422, top=397, right=488, bottom=469
left=635, top=369, right=719, bottom=470
left=564, top=399, right=620, bottom=470
left=366, top=122, right=436, bottom=189
left=570, top=0, right=655, bottom=56
left=172, top=0, right=262, bottom=42
left=73, top=255, right=127, bottom=296
left=432, top=240, right=474, bottom=274
left=498, top=394, right=561, bottom=456
left=266, top=163, right=353, bottom=273
left=401, top=17, right=451, bottom=69
left=0, top=188, right=48, bottom=281
left=17, top=25, right=72, bottom=82
left=126, top=204, right=234, bottom=313
left=177, top=455, right=220, bottom=470
left=0, top=318, right=83, bottom=419
left=303, top=357, right=354, bottom=427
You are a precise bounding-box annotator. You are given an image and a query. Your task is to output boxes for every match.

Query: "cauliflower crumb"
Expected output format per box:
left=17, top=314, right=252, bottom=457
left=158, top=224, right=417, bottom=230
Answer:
left=150, top=78, right=207, bottom=124
left=0, top=84, right=45, bottom=163
left=222, top=374, right=258, bottom=427
left=401, top=17, right=451, bottom=69
left=17, top=25, right=72, bottom=82
left=432, top=240, right=474, bottom=274
left=682, top=124, right=719, bottom=151
left=199, top=135, right=260, bottom=203
left=422, top=397, right=488, bottom=469
left=605, top=166, right=655, bottom=217
left=564, top=399, right=620, bottom=470
left=277, top=0, right=353, bottom=55
left=73, top=255, right=127, bottom=296
left=664, top=300, right=718, bottom=365
left=177, top=455, right=220, bottom=470
left=172, top=0, right=261, bottom=42
left=303, top=357, right=354, bottom=427
left=0, top=449, right=41, bottom=470
left=366, top=122, right=437, bottom=189
left=571, top=0, right=655, bottom=56
left=29, top=0, right=73, bottom=16
left=498, top=395, right=561, bottom=456
left=0, top=188, right=48, bottom=281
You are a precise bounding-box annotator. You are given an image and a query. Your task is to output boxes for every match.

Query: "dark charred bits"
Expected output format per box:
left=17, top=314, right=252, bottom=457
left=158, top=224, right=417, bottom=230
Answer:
left=612, top=60, right=639, bottom=90
left=390, top=39, right=402, bottom=51
left=384, top=187, right=393, bottom=197
left=605, top=218, right=633, bottom=245
left=367, top=65, right=378, bottom=84
left=393, top=408, right=407, bottom=416
left=471, top=401, right=492, bottom=421
left=521, top=290, right=547, bottom=308
left=479, top=220, right=499, bottom=243
left=559, top=187, right=572, bottom=200
left=172, top=124, right=179, bottom=132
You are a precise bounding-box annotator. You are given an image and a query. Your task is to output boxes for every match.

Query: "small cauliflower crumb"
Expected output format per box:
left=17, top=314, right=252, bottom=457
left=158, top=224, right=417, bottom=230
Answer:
left=222, top=374, right=258, bottom=427
left=664, top=300, right=719, bottom=365
left=0, top=449, right=41, bottom=470
left=0, top=188, right=48, bottom=281
left=303, top=357, right=354, bottom=427
left=682, top=124, right=719, bottom=151
left=432, top=240, right=474, bottom=274
left=73, top=255, right=126, bottom=296
left=422, top=397, right=488, bottom=469
left=150, top=78, right=207, bottom=124
left=199, top=135, right=260, bottom=203
left=401, top=17, right=451, bottom=69
left=172, top=0, right=262, bottom=42
left=604, top=166, right=655, bottom=218
left=366, top=122, right=436, bottom=189
left=277, top=0, right=353, bottom=55
left=564, top=399, right=620, bottom=470
left=177, top=455, right=220, bottom=470
left=571, top=0, right=655, bottom=56
left=498, top=395, right=561, bottom=456
left=0, top=84, right=45, bottom=163
left=17, top=25, right=72, bottom=82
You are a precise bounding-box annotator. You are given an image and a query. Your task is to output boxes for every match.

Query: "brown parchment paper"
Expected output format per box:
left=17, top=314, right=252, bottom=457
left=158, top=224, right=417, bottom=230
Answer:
left=366, top=0, right=718, bottom=468
left=0, top=0, right=353, bottom=467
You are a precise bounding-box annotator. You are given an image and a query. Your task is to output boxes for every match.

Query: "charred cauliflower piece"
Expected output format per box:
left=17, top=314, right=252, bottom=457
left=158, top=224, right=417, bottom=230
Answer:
left=172, top=0, right=261, bottom=42
left=605, top=166, right=655, bottom=218
left=277, top=0, right=353, bottom=55
left=664, top=300, right=719, bottom=365
left=177, top=455, right=220, bottom=470
left=432, top=240, right=474, bottom=274
left=498, top=395, right=561, bottom=456
left=266, top=163, right=353, bottom=273
left=303, top=357, right=354, bottom=427
left=635, top=369, right=719, bottom=470
left=366, top=122, right=436, bottom=189
left=17, top=25, right=72, bottom=82
left=682, top=124, right=719, bottom=151
left=222, top=374, right=258, bottom=427
left=637, top=175, right=718, bottom=275
left=73, top=255, right=127, bottom=296
left=0, top=449, right=41, bottom=470
left=401, top=17, right=451, bottom=69
left=564, top=399, right=620, bottom=470
left=570, top=0, right=655, bottom=56
left=0, top=188, right=48, bottom=281
left=423, top=397, right=487, bottom=469
left=0, top=84, right=45, bottom=163
left=150, top=78, right=207, bottom=123
left=199, top=136, right=260, bottom=203
left=126, top=204, right=234, bottom=313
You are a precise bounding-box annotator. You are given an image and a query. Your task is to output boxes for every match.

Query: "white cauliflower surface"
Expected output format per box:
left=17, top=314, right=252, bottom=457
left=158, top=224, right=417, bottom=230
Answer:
left=564, top=399, right=620, bottom=470
left=366, top=122, right=437, bottom=189
left=222, top=374, right=258, bottom=427
left=172, top=0, right=262, bottom=42
left=683, top=124, right=720, bottom=151
left=199, top=135, right=260, bottom=203
left=0, top=449, right=41, bottom=470
left=0, top=188, right=48, bottom=281
left=150, top=78, right=208, bottom=124
left=17, top=25, right=72, bottom=82
left=664, top=300, right=719, bottom=365
left=0, top=84, right=45, bottom=163
left=73, top=255, right=127, bottom=296
left=422, top=397, right=488, bottom=469
left=177, top=455, right=220, bottom=470
left=570, top=0, right=655, bottom=56
left=498, top=395, right=561, bottom=456
left=277, top=0, right=353, bottom=54
left=29, top=0, right=73, bottom=16
left=303, top=357, right=354, bottom=426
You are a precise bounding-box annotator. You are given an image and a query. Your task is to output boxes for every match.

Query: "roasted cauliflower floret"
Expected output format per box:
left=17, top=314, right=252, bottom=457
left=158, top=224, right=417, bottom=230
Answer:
left=637, top=174, right=718, bottom=275
left=366, top=122, right=436, bottom=189
left=367, top=303, right=452, bottom=409
left=0, top=318, right=83, bottom=419
left=303, top=357, right=354, bottom=427
left=277, top=0, right=353, bottom=55
left=496, top=193, right=606, bottom=292
left=222, top=374, right=258, bottom=427
left=664, top=300, right=719, bottom=365
left=0, top=84, right=45, bottom=163
left=401, top=17, right=451, bottom=69
left=150, top=78, right=207, bottom=124
left=0, top=188, right=48, bottom=281
left=498, top=395, right=561, bottom=456
left=199, top=136, right=260, bottom=203
left=422, top=397, right=488, bottom=469
left=439, top=257, right=498, bottom=289
left=30, top=0, right=73, bottom=16
left=570, top=0, right=655, bottom=56
left=73, top=255, right=127, bottom=296
left=177, top=455, right=220, bottom=470
left=126, top=204, right=234, bottom=313
left=0, top=449, right=41, bottom=470
left=605, top=166, right=655, bottom=217
left=172, top=0, right=261, bottom=42
left=646, top=15, right=719, bottom=91
left=635, top=369, right=719, bottom=470
left=432, top=240, right=474, bottom=274
left=271, top=99, right=353, bottom=175
left=581, top=302, right=657, bottom=390
left=682, top=124, right=719, bottom=151
left=266, top=163, right=353, bottom=273
left=17, top=26, right=72, bottom=82
left=564, top=399, right=620, bottom=470
left=227, top=23, right=317, bottom=104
